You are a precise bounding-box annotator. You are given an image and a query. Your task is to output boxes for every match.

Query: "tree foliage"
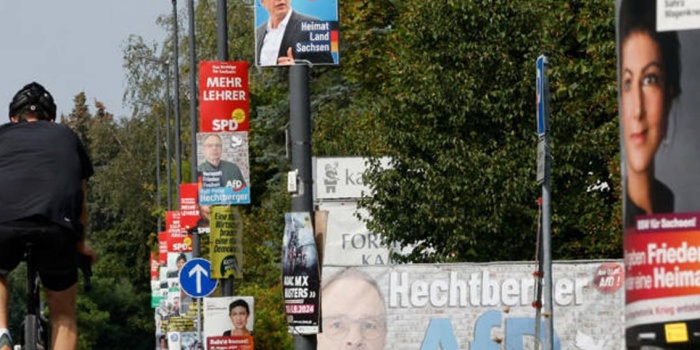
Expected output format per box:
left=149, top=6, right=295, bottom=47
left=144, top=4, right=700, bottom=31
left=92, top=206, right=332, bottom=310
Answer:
left=355, top=0, right=620, bottom=262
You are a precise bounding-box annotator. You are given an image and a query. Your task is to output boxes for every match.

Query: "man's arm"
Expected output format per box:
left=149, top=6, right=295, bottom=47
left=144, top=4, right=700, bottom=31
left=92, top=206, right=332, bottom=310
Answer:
left=277, top=11, right=335, bottom=65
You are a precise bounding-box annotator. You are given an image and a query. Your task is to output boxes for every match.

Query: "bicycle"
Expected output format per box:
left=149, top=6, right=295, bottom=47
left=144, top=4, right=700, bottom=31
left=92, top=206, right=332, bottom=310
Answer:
left=18, top=242, right=92, bottom=350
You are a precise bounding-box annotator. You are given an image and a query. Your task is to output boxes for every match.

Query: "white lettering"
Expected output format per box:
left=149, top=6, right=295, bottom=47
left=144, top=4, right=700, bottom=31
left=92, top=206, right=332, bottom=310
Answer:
left=430, top=280, right=448, bottom=307
left=202, top=89, right=246, bottom=101
left=387, top=271, right=585, bottom=308
left=206, top=77, right=243, bottom=88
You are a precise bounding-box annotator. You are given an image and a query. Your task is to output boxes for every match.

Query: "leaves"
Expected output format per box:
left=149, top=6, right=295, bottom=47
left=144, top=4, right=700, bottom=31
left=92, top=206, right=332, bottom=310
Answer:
left=356, top=0, right=620, bottom=262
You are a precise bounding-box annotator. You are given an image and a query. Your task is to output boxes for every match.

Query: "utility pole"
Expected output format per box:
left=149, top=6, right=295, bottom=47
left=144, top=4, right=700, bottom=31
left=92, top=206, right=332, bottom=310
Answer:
left=290, top=64, right=316, bottom=350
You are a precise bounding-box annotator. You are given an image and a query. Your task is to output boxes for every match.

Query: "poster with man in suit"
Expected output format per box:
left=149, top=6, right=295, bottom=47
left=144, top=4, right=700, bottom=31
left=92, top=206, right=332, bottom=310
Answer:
left=254, top=0, right=339, bottom=66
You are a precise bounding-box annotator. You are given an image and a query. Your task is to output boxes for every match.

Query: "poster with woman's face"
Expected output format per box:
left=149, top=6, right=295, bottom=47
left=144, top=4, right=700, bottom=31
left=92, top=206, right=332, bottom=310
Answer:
left=204, top=296, right=255, bottom=339
left=618, top=0, right=700, bottom=347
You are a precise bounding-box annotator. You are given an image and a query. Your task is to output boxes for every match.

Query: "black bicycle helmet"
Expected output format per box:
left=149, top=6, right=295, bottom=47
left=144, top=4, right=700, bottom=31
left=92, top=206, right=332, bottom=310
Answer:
left=8, top=82, right=57, bottom=121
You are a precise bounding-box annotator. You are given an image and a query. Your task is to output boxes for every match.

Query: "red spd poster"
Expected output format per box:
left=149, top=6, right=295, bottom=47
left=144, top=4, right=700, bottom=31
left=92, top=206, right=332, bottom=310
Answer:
left=166, top=211, right=192, bottom=252
left=180, top=183, right=200, bottom=232
left=158, top=231, right=169, bottom=265
left=199, top=61, right=249, bottom=132
left=150, top=252, right=160, bottom=280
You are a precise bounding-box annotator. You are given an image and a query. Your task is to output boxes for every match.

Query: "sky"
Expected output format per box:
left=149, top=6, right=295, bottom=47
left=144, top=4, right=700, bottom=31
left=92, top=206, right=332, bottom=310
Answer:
left=0, top=1, right=170, bottom=119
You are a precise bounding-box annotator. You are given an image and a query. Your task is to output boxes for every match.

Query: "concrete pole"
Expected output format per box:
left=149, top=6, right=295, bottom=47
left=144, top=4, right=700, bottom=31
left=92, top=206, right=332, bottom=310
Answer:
left=290, top=64, right=316, bottom=350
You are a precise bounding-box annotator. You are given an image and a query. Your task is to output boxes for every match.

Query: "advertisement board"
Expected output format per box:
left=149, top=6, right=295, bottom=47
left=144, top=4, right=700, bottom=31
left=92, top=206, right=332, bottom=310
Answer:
left=319, top=201, right=392, bottom=266
left=282, top=212, right=321, bottom=334
left=313, top=156, right=392, bottom=200
left=320, top=262, right=624, bottom=349
left=617, top=0, right=700, bottom=346
left=313, top=156, right=370, bottom=200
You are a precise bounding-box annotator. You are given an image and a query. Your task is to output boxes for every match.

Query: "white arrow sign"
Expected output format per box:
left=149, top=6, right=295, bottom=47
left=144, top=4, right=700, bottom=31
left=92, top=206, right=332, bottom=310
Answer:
left=189, top=263, right=209, bottom=294
left=180, top=258, right=218, bottom=297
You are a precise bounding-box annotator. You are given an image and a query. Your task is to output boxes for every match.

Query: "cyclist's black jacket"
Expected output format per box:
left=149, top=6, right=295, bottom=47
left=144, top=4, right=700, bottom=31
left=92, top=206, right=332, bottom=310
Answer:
left=0, top=120, right=93, bottom=235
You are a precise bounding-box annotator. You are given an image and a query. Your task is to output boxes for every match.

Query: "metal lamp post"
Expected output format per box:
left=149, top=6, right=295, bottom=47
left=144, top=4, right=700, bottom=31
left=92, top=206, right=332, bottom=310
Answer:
left=172, top=0, right=182, bottom=202
left=132, top=55, right=174, bottom=211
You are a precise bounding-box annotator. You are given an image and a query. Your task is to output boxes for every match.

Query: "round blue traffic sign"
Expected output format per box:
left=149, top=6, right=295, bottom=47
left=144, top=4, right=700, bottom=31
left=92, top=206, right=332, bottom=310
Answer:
left=179, top=258, right=218, bottom=298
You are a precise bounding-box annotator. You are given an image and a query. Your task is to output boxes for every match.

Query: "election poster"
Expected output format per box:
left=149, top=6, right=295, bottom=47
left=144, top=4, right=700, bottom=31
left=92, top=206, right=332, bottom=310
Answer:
left=166, top=251, right=192, bottom=288
left=166, top=211, right=193, bottom=251
left=158, top=231, right=169, bottom=264
left=151, top=252, right=166, bottom=309
left=199, top=61, right=249, bottom=133
left=165, top=332, right=201, bottom=350
left=254, top=0, right=339, bottom=66
left=320, top=262, right=624, bottom=349
left=196, top=132, right=250, bottom=205
left=282, top=212, right=321, bottom=334
left=180, top=183, right=200, bottom=232
left=210, top=206, right=244, bottom=279
left=617, top=0, right=700, bottom=347
left=203, top=296, right=255, bottom=350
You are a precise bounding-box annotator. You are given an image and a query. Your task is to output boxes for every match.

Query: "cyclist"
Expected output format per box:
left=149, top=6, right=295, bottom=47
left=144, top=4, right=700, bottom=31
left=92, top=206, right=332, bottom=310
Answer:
left=0, top=82, right=95, bottom=350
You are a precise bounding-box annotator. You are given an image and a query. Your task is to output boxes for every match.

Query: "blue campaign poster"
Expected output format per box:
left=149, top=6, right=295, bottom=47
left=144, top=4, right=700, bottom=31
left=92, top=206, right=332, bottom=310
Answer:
left=254, top=0, right=340, bottom=66
left=254, top=0, right=338, bottom=27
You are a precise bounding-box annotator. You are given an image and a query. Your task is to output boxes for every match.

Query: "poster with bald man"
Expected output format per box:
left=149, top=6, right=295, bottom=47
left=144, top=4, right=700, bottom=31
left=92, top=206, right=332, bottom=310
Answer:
left=196, top=132, right=250, bottom=205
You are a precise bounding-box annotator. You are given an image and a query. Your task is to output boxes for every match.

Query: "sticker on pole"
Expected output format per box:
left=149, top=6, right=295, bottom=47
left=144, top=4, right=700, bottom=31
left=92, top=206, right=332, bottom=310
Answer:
left=179, top=258, right=218, bottom=298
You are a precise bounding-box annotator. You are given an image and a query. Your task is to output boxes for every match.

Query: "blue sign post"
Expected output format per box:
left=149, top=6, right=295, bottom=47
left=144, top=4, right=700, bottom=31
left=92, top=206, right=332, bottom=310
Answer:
left=535, top=54, right=553, bottom=350
left=536, top=55, right=549, bottom=137
left=179, top=258, right=218, bottom=298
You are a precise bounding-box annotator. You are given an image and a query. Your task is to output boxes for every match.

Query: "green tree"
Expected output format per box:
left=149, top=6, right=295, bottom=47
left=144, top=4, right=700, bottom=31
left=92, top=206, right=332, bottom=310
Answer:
left=356, top=0, right=620, bottom=262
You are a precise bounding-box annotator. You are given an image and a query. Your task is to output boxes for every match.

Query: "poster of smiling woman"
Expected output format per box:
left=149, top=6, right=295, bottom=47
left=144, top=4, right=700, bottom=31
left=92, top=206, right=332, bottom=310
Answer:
left=617, top=0, right=700, bottom=348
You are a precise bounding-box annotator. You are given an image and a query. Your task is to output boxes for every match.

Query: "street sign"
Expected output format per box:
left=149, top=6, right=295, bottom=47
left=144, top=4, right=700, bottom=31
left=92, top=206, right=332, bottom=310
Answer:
left=179, top=258, right=218, bottom=298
